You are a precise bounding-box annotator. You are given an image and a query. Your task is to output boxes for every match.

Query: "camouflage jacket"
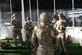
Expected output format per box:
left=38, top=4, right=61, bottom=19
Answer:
left=11, top=18, right=22, bottom=29
left=31, top=25, right=58, bottom=47
left=24, top=21, right=34, bottom=31
left=54, top=20, right=67, bottom=33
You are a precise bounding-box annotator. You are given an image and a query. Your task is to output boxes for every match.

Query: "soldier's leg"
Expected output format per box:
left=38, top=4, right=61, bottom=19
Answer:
left=31, top=47, right=37, bottom=55
left=36, top=47, right=47, bottom=55
left=18, top=31, right=23, bottom=46
left=54, top=36, right=58, bottom=51
left=29, top=33, right=32, bottom=48
left=25, top=31, right=32, bottom=48
left=47, top=47, right=54, bottom=55
left=13, top=32, right=17, bottom=47
left=15, top=36, right=18, bottom=47
left=61, top=35, right=68, bottom=55
left=25, top=31, right=28, bottom=45
left=57, top=37, right=63, bottom=55
left=26, top=34, right=31, bottom=48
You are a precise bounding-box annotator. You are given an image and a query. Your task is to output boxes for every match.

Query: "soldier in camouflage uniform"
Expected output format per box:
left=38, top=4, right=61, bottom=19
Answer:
left=52, top=14, right=58, bottom=28
left=24, top=17, right=34, bottom=47
left=54, top=13, right=68, bottom=55
left=31, top=12, right=58, bottom=55
left=11, top=13, right=23, bottom=47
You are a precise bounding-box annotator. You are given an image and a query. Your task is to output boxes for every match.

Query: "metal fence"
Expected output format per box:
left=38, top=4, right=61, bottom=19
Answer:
left=1, top=9, right=82, bottom=26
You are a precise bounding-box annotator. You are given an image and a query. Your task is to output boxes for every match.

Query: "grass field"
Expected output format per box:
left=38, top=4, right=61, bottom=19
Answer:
left=0, top=39, right=82, bottom=55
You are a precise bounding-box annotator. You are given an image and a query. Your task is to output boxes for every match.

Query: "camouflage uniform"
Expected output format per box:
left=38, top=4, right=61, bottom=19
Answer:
left=11, top=14, right=23, bottom=47
left=52, top=14, right=58, bottom=29
left=24, top=17, right=34, bottom=47
left=55, top=13, right=68, bottom=55
left=31, top=12, right=58, bottom=55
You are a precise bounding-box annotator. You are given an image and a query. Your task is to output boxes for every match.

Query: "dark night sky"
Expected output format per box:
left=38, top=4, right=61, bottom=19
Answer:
left=0, top=0, right=82, bottom=11
left=25, top=0, right=82, bottom=9
left=18, top=0, right=82, bottom=11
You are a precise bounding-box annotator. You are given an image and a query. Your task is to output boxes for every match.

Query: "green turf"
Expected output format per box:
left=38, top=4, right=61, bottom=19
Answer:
left=0, top=39, right=82, bottom=55
left=67, top=44, right=82, bottom=55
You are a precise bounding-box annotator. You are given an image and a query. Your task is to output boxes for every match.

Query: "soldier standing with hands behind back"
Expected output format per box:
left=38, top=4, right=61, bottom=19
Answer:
left=11, top=13, right=23, bottom=47
left=31, top=12, right=58, bottom=55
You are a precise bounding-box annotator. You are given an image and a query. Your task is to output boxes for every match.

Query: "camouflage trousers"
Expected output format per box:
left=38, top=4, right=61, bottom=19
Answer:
left=25, top=31, right=32, bottom=47
left=31, top=47, right=37, bottom=55
left=36, top=45, right=54, bottom=55
left=13, top=29, right=23, bottom=47
left=57, top=33, right=68, bottom=55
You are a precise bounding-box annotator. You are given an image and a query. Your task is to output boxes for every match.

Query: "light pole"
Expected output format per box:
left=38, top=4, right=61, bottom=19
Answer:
left=10, top=0, right=12, bottom=19
left=10, top=0, right=12, bottom=14
left=21, top=0, right=25, bottom=28
left=37, top=0, right=39, bottom=25
left=0, top=6, right=2, bottom=23
left=21, top=0, right=25, bottom=41
left=29, top=0, right=32, bottom=21
left=54, top=0, right=56, bottom=14
left=72, top=0, right=74, bottom=27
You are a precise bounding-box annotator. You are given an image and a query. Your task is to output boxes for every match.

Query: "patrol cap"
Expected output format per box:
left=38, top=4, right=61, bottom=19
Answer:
left=58, top=12, right=64, bottom=17
left=40, top=12, right=49, bottom=21
left=52, top=14, right=58, bottom=18
left=26, top=17, right=30, bottom=20
left=12, top=13, right=17, bottom=17
left=52, top=15, right=56, bottom=18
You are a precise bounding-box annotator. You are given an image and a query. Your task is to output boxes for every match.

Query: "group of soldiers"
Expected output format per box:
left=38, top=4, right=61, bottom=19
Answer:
left=11, top=13, right=33, bottom=47
left=11, top=12, right=71, bottom=55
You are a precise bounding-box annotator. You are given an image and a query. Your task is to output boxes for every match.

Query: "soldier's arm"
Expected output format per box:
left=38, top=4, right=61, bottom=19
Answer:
left=24, top=22, right=27, bottom=30
left=51, top=27, right=58, bottom=45
left=63, top=20, right=68, bottom=30
left=64, top=21, right=67, bottom=30
left=53, top=21, right=57, bottom=29
left=52, top=22, right=59, bottom=36
left=50, top=24, right=58, bottom=36
left=29, top=22, right=34, bottom=30
left=54, top=29, right=59, bottom=36
left=31, top=27, right=38, bottom=47
left=65, top=20, right=68, bottom=27
left=52, top=20, right=54, bottom=24
left=11, top=20, right=14, bottom=25
left=29, top=26, right=34, bottom=31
